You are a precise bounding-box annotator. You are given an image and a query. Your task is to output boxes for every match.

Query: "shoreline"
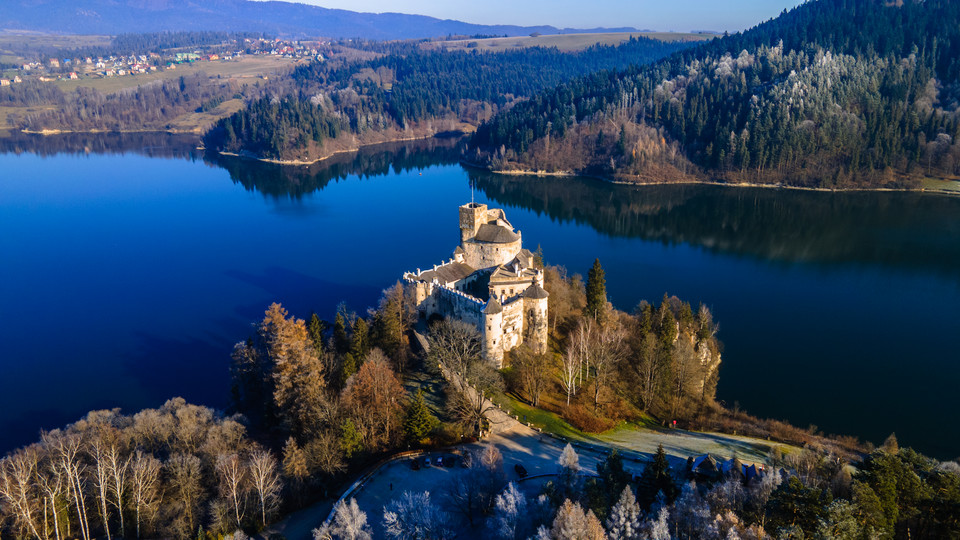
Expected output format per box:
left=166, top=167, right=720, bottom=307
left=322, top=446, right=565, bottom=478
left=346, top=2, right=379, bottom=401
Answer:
left=459, top=159, right=960, bottom=197
left=216, top=131, right=468, bottom=165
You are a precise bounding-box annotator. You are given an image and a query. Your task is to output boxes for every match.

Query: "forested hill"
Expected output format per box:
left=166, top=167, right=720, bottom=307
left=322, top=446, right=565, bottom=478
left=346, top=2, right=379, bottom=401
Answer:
left=0, top=0, right=633, bottom=40
left=202, top=37, right=698, bottom=162
left=470, top=0, right=960, bottom=188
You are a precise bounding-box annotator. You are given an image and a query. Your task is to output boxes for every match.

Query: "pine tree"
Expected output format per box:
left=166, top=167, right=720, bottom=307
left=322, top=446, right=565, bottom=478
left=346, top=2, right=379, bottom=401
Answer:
left=584, top=258, right=607, bottom=322
left=341, top=353, right=358, bottom=385
left=339, top=419, right=363, bottom=459
left=350, top=318, right=369, bottom=360
left=403, top=389, right=438, bottom=443
left=307, top=313, right=325, bottom=354
left=333, top=312, right=349, bottom=355
left=636, top=444, right=677, bottom=510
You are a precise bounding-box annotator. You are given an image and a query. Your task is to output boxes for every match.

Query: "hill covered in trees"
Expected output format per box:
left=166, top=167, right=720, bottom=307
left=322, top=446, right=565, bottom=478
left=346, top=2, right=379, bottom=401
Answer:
left=469, top=0, right=960, bottom=188
left=202, top=37, right=697, bottom=162
left=0, top=0, right=635, bottom=40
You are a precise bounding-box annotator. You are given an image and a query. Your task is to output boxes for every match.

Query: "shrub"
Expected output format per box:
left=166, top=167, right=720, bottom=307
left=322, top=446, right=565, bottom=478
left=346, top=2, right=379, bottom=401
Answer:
left=562, top=404, right=615, bottom=433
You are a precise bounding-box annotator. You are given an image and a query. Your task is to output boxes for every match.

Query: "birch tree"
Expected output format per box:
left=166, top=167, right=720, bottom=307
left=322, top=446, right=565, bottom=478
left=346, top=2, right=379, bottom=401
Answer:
left=248, top=448, right=282, bottom=528
left=88, top=436, right=115, bottom=540
left=104, top=442, right=130, bottom=538
left=215, top=453, right=248, bottom=530
left=128, top=450, right=162, bottom=539
left=0, top=450, right=44, bottom=540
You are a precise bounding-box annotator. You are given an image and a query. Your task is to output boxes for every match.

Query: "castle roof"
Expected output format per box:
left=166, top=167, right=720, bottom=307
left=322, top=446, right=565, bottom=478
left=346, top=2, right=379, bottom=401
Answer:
left=418, top=262, right=475, bottom=284
left=484, top=297, right=503, bottom=314
left=474, top=223, right=520, bottom=244
left=522, top=283, right=549, bottom=299
left=454, top=246, right=465, bottom=255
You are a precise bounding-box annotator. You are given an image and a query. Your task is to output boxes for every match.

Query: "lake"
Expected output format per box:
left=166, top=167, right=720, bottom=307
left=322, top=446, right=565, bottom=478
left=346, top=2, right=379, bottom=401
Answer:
left=2, top=133, right=958, bottom=459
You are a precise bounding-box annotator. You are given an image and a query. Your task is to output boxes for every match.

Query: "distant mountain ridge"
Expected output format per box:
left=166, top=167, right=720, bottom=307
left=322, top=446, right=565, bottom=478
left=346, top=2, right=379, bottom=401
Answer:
left=0, top=0, right=639, bottom=39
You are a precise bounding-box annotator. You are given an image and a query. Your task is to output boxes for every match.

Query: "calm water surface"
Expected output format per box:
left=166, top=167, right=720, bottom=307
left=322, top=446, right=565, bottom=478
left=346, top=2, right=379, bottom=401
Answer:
left=1, top=134, right=958, bottom=458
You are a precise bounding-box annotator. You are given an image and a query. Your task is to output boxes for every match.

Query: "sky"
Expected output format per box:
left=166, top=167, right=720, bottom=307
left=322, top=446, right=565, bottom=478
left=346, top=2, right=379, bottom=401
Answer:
left=276, top=0, right=805, bottom=32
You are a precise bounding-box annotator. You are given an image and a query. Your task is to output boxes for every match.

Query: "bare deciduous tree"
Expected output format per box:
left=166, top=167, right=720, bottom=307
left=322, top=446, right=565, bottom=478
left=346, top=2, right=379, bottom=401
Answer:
left=315, top=498, right=371, bottom=540
left=215, top=453, right=248, bottom=530
left=248, top=449, right=282, bottom=528
left=165, top=453, right=204, bottom=539
left=382, top=491, right=450, bottom=540
left=128, top=450, right=162, bottom=539
left=0, top=450, right=44, bottom=540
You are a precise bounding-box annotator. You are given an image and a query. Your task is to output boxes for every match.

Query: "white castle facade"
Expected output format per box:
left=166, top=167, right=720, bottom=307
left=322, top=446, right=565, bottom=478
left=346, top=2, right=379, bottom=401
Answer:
left=403, top=203, right=549, bottom=367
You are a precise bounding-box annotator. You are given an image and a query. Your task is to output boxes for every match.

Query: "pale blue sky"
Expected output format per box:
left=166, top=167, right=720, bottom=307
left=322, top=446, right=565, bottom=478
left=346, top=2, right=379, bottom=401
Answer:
left=278, top=0, right=805, bottom=32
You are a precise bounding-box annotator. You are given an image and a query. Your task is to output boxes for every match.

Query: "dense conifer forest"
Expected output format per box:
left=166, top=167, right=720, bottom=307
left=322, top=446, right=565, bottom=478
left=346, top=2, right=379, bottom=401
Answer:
left=202, top=37, right=696, bottom=161
left=470, top=0, right=960, bottom=187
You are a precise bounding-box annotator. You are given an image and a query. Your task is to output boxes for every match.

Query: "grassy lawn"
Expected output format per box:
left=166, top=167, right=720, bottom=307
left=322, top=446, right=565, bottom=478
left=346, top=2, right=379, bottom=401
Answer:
left=422, top=32, right=714, bottom=53
left=494, top=393, right=593, bottom=441
left=921, top=177, right=960, bottom=193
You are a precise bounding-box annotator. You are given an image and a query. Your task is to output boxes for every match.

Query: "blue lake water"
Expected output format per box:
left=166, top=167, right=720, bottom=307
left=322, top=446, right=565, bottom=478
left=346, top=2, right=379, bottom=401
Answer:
left=1, top=134, right=959, bottom=459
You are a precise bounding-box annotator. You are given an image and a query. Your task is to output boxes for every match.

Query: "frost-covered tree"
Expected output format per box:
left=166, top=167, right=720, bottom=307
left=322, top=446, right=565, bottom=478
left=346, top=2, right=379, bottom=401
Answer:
left=382, top=491, right=449, bottom=539
left=606, top=486, right=641, bottom=540
left=551, top=499, right=606, bottom=540
left=557, top=443, right=582, bottom=499
left=671, top=481, right=714, bottom=539
left=489, top=482, right=528, bottom=539
left=640, top=506, right=670, bottom=540
left=315, top=498, right=372, bottom=540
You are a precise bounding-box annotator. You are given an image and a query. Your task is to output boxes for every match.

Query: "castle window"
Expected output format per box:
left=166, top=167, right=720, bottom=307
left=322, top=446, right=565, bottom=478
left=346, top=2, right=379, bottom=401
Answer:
left=509, top=288, right=514, bottom=295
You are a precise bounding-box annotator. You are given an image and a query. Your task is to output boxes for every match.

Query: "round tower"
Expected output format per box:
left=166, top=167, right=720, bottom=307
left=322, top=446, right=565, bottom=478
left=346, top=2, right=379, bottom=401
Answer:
left=522, top=283, right=549, bottom=354
left=482, top=297, right=504, bottom=368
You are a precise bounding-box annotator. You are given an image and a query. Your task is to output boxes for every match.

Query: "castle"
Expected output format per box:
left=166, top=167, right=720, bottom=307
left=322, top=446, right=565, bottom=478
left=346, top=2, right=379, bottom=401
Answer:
left=403, top=203, right=548, bottom=368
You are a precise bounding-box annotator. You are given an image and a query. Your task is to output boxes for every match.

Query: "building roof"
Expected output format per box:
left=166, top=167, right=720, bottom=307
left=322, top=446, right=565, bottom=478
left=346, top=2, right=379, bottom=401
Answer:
left=484, top=297, right=503, bottom=314
left=474, top=223, right=520, bottom=244
left=522, top=283, right=549, bottom=299
left=417, top=262, right=475, bottom=284
left=454, top=246, right=465, bottom=255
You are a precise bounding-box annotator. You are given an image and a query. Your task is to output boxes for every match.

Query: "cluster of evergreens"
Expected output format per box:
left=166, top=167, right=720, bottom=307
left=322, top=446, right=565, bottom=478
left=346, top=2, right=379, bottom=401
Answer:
left=471, top=0, right=960, bottom=187
left=109, top=32, right=269, bottom=55
left=203, top=37, right=697, bottom=160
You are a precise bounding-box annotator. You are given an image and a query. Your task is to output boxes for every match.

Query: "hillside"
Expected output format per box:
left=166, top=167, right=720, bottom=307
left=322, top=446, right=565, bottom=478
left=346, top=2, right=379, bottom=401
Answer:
left=202, top=37, right=697, bottom=162
left=470, top=0, right=960, bottom=188
left=0, top=0, right=636, bottom=40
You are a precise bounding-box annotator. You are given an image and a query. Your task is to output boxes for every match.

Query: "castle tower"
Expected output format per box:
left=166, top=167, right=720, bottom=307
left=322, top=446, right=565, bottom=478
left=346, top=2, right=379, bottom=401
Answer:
left=522, top=282, right=549, bottom=354
left=483, top=297, right=504, bottom=368
left=459, top=202, right=488, bottom=243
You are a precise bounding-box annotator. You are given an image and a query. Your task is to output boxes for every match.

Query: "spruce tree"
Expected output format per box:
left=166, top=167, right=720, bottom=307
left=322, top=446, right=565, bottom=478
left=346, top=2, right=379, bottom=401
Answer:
left=403, top=389, right=438, bottom=443
left=584, top=258, right=607, bottom=321
left=350, top=318, right=369, bottom=360
left=636, top=444, right=678, bottom=510
left=307, top=313, right=325, bottom=353
left=333, top=312, right=349, bottom=355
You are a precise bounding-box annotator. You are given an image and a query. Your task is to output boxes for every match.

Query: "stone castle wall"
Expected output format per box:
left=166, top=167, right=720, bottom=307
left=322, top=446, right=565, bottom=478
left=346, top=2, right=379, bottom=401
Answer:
left=405, top=277, right=484, bottom=326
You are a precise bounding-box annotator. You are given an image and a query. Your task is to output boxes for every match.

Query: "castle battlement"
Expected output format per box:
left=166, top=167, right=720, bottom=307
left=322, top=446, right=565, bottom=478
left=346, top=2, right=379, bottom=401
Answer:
left=404, top=203, right=548, bottom=368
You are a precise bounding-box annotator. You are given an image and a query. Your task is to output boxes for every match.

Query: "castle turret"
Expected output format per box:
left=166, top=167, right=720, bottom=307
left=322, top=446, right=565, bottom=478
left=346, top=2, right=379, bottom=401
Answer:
left=483, top=297, right=504, bottom=368
left=522, top=282, right=549, bottom=354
